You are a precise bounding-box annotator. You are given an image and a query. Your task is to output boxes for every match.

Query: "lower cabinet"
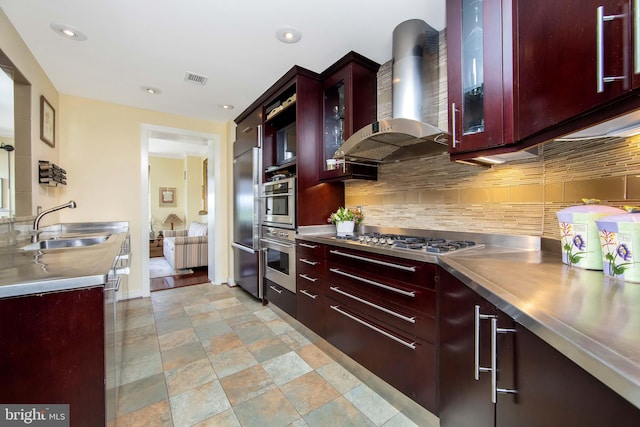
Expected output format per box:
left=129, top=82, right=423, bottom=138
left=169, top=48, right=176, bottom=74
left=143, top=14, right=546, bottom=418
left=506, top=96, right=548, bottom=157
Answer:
left=325, top=301, right=436, bottom=410
left=0, top=287, right=106, bottom=426
left=296, top=240, right=328, bottom=337
left=439, top=267, right=640, bottom=427
left=265, top=278, right=297, bottom=318
left=325, top=245, right=438, bottom=413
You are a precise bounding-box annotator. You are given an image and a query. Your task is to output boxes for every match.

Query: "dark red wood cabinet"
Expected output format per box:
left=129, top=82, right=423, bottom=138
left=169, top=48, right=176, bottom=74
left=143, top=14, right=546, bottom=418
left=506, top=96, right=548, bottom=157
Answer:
left=438, top=267, right=640, bottom=427
left=324, top=245, right=438, bottom=413
left=318, top=51, right=379, bottom=182
left=0, top=287, right=106, bottom=426
left=296, top=240, right=328, bottom=336
left=448, top=0, right=640, bottom=160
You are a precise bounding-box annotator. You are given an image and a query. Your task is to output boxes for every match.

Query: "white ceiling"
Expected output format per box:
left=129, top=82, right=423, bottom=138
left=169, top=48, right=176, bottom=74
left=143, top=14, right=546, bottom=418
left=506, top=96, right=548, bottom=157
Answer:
left=0, top=0, right=445, bottom=126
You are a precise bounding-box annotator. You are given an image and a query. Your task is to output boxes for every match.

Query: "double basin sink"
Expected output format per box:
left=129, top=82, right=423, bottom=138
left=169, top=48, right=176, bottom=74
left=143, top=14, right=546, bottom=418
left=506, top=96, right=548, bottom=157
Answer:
left=21, top=233, right=112, bottom=251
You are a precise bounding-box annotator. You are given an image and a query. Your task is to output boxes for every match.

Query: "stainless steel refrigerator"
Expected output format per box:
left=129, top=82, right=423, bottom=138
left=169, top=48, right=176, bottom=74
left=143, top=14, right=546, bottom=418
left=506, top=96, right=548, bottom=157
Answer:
left=231, top=144, right=262, bottom=299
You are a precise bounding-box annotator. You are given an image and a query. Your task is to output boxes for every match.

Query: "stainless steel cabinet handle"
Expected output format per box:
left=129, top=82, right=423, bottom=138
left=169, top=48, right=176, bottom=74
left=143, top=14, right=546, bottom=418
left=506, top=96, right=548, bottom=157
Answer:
left=257, top=124, right=262, bottom=148
left=330, top=286, right=416, bottom=324
left=241, top=126, right=252, bottom=133
left=451, top=102, right=459, bottom=148
left=300, top=289, right=318, bottom=299
left=329, top=250, right=417, bottom=272
left=299, top=273, right=318, bottom=282
left=330, top=305, right=416, bottom=350
left=635, top=0, right=640, bottom=73
left=597, top=5, right=627, bottom=92
left=232, top=242, right=256, bottom=253
left=330, top=268, right=416, bottom=298
left=491, top=318, right=518, bottom=403
left=300, top=258, right=319, bottom=266
left=298, top=242, right=318, bottom=249
left=474, top=305, right=495, bottom=380
left=105, top=276, right=121, bottom=292
left=269, top=285, right=283, bottom=294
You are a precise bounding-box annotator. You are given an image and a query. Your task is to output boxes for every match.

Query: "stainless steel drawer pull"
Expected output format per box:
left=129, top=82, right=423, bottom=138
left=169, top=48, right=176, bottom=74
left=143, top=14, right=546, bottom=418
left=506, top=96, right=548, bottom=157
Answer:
left=330, top=286, right=416, bottom=324
left=300, top=289, right=318, bottom=299
left=300, top=258, right=319, bottom=266
left=269, top=285, right=283, bottom=294
left=491, top=318, right=517, bottom=403
left=105, top=276, right=121, bottom=292
left=330, top=250, right=417, bottom=272
left=299, top=273, right=318, bottom=282
left=329, top=268, right=416, bottom=298
left=330, top=305, right=416, bottom=350
left=474, top=305, right=495, bottom=380
left=596, top=5, right=627, bottom=92
left=298, top=242, right=318, bottom=249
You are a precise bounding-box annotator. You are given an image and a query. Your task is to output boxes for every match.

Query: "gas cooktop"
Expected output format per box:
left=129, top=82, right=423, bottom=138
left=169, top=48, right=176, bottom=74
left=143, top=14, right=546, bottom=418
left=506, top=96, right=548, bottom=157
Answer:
left=333, top=232, right=482, bottom=254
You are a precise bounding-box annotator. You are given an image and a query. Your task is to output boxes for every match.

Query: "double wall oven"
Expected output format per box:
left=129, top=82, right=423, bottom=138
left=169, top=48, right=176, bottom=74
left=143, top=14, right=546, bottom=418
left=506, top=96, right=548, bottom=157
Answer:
left=260, top=176, right=296, bottom=301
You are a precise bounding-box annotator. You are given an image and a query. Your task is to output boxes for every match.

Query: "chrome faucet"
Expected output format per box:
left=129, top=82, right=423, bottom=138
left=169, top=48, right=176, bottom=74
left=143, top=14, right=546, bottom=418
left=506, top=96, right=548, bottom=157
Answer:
left=31, top=200, right=77, bottom=242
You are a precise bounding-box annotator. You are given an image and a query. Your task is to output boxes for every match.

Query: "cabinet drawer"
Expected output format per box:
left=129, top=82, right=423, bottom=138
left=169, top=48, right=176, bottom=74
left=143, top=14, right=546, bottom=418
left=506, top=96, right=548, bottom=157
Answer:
left=328, top=248, right=435, bottom=289
left=325, top=299, right=437, bottom=413
left=265, top=279, right=297, bottom=318
left=297, top=289, right=325, bottom=337
left=297, top=240, right=327, bottom=258
left=328, top=265, right=436, bottom=317
left=327, top=284, right=435, bottom=343
left=297, top=257, right=326, bottom=278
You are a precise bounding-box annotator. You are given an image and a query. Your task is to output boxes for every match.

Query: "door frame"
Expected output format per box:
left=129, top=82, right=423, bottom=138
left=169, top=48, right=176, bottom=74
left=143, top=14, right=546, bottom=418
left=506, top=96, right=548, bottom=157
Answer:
left=140, top=124, right=224, bottom=297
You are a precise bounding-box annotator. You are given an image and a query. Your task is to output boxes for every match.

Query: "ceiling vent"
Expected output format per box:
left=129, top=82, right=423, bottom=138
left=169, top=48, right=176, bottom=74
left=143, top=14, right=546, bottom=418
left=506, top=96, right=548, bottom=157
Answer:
left=184, top=71, right=208, bottom=86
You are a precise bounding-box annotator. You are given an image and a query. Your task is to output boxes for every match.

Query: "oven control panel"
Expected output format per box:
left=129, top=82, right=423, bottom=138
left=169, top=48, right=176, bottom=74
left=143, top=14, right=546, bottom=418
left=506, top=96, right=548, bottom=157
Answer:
left=262, top=226, right=295, bottom=243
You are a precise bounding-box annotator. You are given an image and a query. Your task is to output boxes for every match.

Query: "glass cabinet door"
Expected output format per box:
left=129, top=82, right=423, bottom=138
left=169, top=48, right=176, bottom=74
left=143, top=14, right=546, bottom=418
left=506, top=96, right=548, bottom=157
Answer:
left=323, top=80, right=345, bottom=171
left=462, top=0, right=484, bottom=135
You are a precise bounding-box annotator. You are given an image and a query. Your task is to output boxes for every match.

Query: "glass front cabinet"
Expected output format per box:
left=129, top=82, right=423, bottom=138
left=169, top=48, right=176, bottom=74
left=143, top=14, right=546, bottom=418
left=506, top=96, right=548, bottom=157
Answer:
left=319, top=52, right=379, bottom=181
left=448, top=0, right=506, bottom=154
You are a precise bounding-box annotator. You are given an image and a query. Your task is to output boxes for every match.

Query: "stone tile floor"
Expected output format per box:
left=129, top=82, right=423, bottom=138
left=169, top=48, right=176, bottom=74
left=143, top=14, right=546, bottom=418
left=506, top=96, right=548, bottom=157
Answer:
left=114, top=283, right=419, bottom=427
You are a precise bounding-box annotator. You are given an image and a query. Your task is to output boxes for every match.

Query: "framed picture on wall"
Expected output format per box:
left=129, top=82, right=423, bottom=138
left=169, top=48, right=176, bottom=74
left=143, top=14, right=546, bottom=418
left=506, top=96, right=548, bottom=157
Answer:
left=159, top=187, right=176, bottom=207
left=40, top=95, right=55, bottom=147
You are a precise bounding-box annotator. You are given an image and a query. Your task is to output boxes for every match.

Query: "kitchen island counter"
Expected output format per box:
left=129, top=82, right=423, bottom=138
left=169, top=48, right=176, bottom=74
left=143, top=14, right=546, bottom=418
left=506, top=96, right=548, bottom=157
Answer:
left=0, top=221, right=129, bottom=298
left=299, top=231, right=640, bottom=410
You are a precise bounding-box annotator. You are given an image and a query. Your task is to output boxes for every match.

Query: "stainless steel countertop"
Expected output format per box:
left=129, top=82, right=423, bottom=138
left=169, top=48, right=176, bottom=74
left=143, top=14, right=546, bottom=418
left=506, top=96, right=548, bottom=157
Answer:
left=298, top=231, right=640, bottom=410
left=0, top=222, right=129, bottom=298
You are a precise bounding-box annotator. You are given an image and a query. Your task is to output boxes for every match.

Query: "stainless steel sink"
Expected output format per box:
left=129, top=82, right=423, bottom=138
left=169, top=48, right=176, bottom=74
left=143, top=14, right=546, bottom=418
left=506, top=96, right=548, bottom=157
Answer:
left=21, top=235, right=111, bottom=251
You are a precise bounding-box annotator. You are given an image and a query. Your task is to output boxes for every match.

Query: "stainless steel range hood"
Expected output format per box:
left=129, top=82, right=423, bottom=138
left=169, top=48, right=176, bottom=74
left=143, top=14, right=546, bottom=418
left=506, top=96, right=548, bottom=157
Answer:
left=335, top=19, right=448, bottom=163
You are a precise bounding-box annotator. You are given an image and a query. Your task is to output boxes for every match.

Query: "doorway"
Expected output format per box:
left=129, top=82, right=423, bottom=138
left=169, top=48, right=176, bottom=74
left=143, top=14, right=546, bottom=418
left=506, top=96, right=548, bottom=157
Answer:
left=140, top=124, right=224, bottom=297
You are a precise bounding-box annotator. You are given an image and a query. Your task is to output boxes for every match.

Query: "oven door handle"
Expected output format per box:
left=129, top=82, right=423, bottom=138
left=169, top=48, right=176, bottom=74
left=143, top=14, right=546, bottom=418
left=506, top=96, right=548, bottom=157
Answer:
left=260, top=238, right=295, bottom=249
left=259, top=193, right=295, bottom=198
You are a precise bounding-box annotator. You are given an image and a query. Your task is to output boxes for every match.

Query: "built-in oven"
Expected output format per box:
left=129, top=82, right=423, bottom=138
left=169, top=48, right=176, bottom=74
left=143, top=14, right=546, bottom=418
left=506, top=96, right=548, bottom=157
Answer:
left=261, top=177, right=295, bottom=229
left=260, top=226, right=296, bottom=294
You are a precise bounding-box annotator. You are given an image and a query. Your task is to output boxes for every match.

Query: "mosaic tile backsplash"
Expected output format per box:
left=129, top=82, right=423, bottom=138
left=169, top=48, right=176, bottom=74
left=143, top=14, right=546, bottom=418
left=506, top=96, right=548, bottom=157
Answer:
left=346, top=32, right=640, bottom=241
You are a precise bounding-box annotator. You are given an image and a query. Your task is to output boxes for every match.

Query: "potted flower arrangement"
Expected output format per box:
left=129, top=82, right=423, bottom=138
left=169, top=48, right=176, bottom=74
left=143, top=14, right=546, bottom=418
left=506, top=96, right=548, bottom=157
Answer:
left=328, top=207, right=364, bottom=236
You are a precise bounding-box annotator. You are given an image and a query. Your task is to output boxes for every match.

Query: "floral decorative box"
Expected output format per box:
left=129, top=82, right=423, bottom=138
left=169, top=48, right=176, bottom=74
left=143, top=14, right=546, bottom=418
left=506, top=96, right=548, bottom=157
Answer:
left=596, top=209, right=640, bottom=282
left=557, top=202, right=624, bottom=270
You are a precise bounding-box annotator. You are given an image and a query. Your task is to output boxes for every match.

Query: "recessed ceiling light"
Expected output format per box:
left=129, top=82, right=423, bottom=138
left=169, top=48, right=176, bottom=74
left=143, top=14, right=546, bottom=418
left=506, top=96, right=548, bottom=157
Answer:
left=219, top=104, right=234, bottom=110
left=50, top=22, right=87, bottom=41
left=141, top=86, right=162, bottom=95
left=275, top=26, right=302, bottom=44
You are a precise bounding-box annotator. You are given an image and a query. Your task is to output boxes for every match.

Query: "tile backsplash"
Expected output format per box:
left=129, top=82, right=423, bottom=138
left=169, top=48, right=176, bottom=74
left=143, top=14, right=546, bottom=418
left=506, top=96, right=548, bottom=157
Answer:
left=346, top=32, right=640, bottom=240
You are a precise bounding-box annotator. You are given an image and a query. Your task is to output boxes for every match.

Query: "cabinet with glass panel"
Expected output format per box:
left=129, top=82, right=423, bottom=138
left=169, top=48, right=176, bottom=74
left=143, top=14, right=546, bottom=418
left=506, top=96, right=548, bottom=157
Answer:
left=319, top=52, right=379, bottom=181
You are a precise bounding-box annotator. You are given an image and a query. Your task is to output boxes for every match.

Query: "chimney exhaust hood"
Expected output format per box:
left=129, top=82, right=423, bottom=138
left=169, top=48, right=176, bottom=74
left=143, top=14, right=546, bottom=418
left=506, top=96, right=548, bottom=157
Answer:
left=335, top=19, right=448, bottom=163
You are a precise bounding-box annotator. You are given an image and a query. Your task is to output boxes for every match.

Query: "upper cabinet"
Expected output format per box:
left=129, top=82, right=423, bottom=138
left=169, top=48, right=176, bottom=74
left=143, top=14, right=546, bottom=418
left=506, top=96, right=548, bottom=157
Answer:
left=319, top=52, right=379, bottom=181
left=448, top=0, right=640, bottom=159
left=447, top=0, right=506, bottom=155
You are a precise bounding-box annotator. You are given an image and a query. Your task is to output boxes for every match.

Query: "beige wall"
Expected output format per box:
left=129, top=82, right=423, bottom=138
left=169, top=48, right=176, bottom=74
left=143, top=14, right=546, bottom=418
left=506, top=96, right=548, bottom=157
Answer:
left=149, top=155, right=206, bottom=233
left=149, top=157, right=186, bottom=233
left=57, top=95, right=228, bottom=298
left=0, top=8, right=59, bottom=216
